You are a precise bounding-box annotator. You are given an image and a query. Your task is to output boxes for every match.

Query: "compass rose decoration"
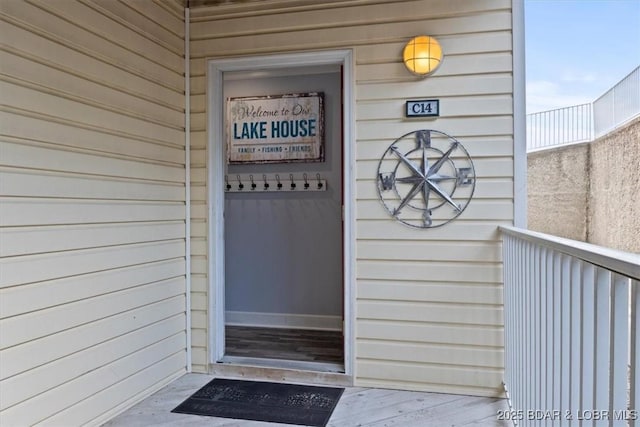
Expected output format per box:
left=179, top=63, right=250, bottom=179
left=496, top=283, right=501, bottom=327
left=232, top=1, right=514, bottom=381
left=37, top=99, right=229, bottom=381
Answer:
left=376, top=129, right=475, bottom=228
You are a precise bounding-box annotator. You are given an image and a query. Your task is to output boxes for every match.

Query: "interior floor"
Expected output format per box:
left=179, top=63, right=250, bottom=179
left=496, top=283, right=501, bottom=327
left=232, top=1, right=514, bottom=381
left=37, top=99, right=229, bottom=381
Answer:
left=225, top=325, right=343, bottom=364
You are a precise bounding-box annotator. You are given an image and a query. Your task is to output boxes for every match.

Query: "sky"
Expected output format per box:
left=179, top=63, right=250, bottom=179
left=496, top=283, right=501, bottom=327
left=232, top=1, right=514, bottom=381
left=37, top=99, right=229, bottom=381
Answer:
left=525, top=0, right=640, bottom=113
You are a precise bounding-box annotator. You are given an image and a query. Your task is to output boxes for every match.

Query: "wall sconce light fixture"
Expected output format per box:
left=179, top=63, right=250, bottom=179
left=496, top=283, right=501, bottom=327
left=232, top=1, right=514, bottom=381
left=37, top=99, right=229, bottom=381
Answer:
left=403, top=35, right=443, bottom=77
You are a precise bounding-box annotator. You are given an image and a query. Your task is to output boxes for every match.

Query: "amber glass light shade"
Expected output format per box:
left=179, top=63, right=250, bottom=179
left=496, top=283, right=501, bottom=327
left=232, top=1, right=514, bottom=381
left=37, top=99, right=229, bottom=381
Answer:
left=403, top=36, right=443, bottom=77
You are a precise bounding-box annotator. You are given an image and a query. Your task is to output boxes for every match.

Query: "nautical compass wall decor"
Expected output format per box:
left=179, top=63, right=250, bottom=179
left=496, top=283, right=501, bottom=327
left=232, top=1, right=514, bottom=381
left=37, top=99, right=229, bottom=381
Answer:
left=376, top=129, right=475, bottom=228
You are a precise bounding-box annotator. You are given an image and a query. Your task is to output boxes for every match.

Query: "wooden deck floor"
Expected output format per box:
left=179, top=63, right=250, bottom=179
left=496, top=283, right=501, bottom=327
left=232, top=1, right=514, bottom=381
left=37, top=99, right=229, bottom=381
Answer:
left=103, top=373, right=510, bottom=426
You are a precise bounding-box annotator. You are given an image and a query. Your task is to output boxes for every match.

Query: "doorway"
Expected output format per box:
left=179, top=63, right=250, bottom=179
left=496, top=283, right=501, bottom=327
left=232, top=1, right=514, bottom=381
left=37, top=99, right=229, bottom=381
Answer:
left=207, top=50, right=354, bottom=378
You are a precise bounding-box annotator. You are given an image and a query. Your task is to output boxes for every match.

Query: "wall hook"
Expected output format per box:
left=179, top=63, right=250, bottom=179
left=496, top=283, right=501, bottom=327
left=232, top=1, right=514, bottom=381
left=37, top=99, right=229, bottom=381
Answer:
left=316, top=173, right=323, bottom=189
left=225, top=175, right=231, bottom=191
left=250, top=174, right=256, bottom=190
left=289, top=173, right=296, bottom=189
left=236, top=174, right=244, bottom=190
left=303, top=173, right=310, bottom=189
left=263, top=174, right=269, bottom=190
left=276, top=174, right=282, bottom=189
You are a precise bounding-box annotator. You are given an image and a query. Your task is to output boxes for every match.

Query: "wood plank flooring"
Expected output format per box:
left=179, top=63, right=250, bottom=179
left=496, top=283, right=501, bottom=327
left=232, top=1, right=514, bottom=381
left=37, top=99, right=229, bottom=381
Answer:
left=225, top=326, right=344, bottom=364
left=103, top=373, right=511, bottom=426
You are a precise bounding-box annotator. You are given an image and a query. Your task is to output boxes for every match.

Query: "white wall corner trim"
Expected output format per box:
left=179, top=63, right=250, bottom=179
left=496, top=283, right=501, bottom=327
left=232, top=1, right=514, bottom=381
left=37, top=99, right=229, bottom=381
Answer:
left=512, top=0, right=527, bottom=228
left=184, top=5, right=192, bottom=373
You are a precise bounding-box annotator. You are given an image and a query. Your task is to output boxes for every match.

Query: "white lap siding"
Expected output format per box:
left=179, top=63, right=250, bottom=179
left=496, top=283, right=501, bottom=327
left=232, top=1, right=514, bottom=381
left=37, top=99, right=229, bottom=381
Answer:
left=189, top=0, right=514, bottom=396
left=0, top=0, right=187, bottom=425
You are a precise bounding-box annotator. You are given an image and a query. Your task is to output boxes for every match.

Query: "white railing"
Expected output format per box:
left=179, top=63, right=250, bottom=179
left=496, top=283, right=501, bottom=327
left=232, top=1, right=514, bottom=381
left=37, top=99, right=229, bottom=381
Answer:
left=527, top=65, right=640, bottom=152
left=594, top=66, right=640, bottom=139
left=502, top=226, right=640, bottom=426
left=526, top=103, right=593, bottom=151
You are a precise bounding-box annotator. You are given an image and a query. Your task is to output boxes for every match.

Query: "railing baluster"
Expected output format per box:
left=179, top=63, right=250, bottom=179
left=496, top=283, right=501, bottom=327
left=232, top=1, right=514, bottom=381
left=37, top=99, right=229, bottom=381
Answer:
left=610, top=274, right=630, bottom=426
left=547, top=248, right=555, bottom=416
left=570, top=259, right=582, bottom=426
left=594, top=268, right=612, bottom=427
left=631, top=280, right=640, bottom=427
left=582, top=263, right=596, bottom=426
left=561, top=255, right=571, bottom=426
left=554, top=251, right=563, bottom=426
left=535, top=245, right=543, bottom=415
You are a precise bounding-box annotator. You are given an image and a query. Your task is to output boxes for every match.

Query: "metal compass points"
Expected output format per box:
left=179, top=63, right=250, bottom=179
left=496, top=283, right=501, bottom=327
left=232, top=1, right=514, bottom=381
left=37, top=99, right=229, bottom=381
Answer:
left=376, top=129, right=475, bottom=228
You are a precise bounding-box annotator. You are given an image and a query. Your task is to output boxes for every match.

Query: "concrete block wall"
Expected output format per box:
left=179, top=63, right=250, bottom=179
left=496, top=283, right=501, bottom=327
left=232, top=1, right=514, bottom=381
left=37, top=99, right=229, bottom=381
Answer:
left=528, top=117, right=640, bottom=253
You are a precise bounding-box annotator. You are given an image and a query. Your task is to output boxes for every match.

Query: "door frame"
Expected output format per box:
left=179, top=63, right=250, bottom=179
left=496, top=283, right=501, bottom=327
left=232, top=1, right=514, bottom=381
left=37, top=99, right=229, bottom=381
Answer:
left=206, top=49, right=355, bottom=377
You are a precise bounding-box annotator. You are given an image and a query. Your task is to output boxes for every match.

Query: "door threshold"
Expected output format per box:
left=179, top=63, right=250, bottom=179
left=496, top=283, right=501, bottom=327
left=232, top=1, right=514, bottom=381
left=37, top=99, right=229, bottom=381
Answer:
left=210, top=357, right=351, bottom=387
left=221, top=356, right=344, bottom=373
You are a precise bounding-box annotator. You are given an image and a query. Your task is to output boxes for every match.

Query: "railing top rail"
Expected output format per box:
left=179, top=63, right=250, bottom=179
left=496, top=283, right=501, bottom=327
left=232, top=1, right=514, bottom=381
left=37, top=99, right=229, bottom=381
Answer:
left=528, top=102, right=592, bottom=116
left=499, top=225, right=640, bottom=280
left=593, top=64, right=640, bottom=104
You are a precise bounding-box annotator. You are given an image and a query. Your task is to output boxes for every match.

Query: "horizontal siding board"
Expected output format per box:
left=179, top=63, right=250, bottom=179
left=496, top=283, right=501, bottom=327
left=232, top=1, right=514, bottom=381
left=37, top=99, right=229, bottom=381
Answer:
left=356, top=117, right=513, bottom=140
left=0, top=111, right=184, bottom=161
left=357, top=320, right=503, bottom=347
left=356, top=200, right=513, bottom=221
left=357, top=300, right=502, bottom=326
left=1, top=140, right=184, bottom=182
left=1, top=335, right=185, bottom=425
left=0, top=259, right=185, bottom=319
left=191, top=310, right=208, bottom=331
left=188, top=76, right=513, bottom=104
left=357, top=340, right=503, bottom=368
left=356, top=178, right=513, bottom=200
left=0, top=222, right=185, bottom=258
left=356, top=158, right=513, bottom=178
left=1, top=315, right=185, bottom=410
left=356, top=241, right=501, bottom=263
left=1, top=81, right=184, bottom=145
left=354, top=137, right=514, bottom=159
left=1, top=1, right=183, bottom=90
left=0, top=240, right=185, bottom=289
left=357, top=360, right=502, bottom=389
left=1, top=50, right=184, bottom=128
left=356, top=75, right=512, bottom=101
left=355, top=31, right=512, bottom=62
left=0, top=198, right=185, bottom=227
left=356, top=260, right=502, bottom=284
left=126, top=0, right=185, bottom=37
left=0, top=296, right=184, bottom=380
left=357, top=220, right=505, bottom=241
left=357, top=281, right=503, bottom=305
left=357, top=52, right=512, bottom=81
left=84, top=0, right=184, bottom=53
left=0, top=20, right=183, bottom=109
left=0, top=170, right=184, bottom=202
left=0, top=276, right=185, bottom=349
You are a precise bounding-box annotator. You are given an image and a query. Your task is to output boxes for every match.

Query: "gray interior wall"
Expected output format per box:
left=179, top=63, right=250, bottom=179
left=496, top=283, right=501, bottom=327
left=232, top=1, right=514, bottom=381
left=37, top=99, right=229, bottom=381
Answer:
left=223, top=69, right=343, bottom=317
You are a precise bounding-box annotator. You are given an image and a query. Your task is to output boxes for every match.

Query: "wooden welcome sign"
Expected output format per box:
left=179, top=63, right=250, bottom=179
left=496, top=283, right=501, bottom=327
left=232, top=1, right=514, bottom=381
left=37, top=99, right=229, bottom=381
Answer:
left=226, top=92, right=325, bottom=164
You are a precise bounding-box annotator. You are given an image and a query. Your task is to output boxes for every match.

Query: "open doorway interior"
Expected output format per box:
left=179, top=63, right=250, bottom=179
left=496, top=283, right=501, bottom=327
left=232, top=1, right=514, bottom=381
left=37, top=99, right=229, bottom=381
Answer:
left=221, top=65, right=344, bottom=372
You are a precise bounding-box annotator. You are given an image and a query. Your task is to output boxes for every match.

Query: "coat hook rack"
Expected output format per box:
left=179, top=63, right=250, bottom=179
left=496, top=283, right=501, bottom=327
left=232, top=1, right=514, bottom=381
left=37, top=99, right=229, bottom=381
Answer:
left=225, top=173, right=327, bottom=193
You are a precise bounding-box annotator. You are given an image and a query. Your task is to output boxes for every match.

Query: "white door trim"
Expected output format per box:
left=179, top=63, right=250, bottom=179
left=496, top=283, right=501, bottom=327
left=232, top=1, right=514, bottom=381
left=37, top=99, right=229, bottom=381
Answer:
left=206, top=49, right=355, bottom=377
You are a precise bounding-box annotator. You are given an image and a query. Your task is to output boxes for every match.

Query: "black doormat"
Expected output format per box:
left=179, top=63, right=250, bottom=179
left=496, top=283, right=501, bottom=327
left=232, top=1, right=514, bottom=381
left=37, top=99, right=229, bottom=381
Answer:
left=171, top=378, right=344, bottom=426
